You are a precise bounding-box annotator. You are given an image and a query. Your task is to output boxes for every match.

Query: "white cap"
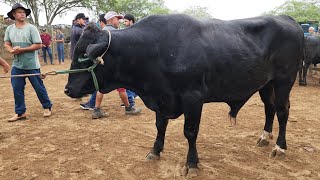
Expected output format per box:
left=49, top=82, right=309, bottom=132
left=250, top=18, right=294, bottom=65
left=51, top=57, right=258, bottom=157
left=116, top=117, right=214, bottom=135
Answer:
left=104, top=11, right=124, bottom=20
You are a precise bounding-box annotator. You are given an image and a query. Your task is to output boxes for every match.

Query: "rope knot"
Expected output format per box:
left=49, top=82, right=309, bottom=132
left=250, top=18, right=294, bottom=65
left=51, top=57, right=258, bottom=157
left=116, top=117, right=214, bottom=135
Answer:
left=97, top=56, right=104, bottom=65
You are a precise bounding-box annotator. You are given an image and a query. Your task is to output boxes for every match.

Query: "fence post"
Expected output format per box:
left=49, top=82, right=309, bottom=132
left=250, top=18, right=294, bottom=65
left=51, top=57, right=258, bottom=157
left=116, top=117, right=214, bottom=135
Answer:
left=51, top=26, right=57, bottom=63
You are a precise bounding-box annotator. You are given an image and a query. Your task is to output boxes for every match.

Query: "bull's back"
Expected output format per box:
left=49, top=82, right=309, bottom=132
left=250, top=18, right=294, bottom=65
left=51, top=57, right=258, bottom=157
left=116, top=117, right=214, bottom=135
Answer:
left=166, top=15, right=303, bottom=101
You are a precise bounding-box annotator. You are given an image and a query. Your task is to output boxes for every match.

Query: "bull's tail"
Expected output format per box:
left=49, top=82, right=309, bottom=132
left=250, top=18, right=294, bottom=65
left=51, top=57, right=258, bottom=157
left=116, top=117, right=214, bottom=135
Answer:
left=302, top=37, right=306, bottom=68
left=298, top=36, right=306, bottom=84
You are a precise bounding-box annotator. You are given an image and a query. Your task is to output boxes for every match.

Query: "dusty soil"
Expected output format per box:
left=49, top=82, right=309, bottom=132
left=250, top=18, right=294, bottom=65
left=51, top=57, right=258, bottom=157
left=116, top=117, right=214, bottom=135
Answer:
left=0, top=61, right=320, bottom=179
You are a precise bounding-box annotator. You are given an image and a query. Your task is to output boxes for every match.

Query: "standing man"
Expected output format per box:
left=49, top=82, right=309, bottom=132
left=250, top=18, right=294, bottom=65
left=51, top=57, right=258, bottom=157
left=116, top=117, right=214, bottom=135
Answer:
left=81, top=12, right=142, bottom=119
left=54, top=27, right=65, bottom=64
left=103, top=11, right=142, bottom=116
left=4, top=3, right=52, bottom=122
left=40, top=28, right=53, bottom=65
left=70, top=13, right=86, bottom=60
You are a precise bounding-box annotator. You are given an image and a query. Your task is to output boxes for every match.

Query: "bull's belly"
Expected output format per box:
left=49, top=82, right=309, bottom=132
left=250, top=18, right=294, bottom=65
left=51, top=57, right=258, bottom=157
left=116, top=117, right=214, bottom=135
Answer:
left=205, top=76, right=270, bottom=102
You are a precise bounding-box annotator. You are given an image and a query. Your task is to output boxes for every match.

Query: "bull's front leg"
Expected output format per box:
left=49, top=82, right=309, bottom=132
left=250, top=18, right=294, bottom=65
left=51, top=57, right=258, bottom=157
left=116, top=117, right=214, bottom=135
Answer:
left=146, top=113, right=168, bottom=160
left=181, top=100, right=203, bottom=178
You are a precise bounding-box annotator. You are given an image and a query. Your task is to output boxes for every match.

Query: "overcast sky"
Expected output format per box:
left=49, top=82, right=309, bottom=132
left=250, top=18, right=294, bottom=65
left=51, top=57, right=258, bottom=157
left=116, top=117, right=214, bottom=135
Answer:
left=0, top=0, right=287, bottom=25
left=165, top=0, right=286, bottom=20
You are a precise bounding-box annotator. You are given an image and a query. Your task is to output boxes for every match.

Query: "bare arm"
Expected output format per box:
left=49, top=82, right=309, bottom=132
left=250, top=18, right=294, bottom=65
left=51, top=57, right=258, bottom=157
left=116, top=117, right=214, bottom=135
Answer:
left=0, top=56, right=10, bottom=73
left=4, top=41, right=42, bottom=55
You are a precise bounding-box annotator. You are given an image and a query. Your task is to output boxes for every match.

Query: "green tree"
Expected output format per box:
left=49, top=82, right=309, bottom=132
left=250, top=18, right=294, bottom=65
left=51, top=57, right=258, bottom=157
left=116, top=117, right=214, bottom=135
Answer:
left=182, top=6, right=212, bottom=20
left=266, top=0, right=320, bottom=22
left=95, top=0, right=170, bottom=20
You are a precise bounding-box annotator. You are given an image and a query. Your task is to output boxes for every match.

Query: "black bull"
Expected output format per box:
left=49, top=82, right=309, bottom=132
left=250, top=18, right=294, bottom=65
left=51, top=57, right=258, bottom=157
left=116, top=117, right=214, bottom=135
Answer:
left=65, top=14, right=303, bottom=176
left=299, top=35, right=320, bottom=86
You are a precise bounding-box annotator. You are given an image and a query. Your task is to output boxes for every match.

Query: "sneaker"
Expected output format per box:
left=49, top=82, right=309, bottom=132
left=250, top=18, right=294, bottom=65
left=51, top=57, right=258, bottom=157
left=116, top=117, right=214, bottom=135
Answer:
left=125, top=106, right=142, bottom=115
left=80, top=103, right=94, bottom=110
left=7, top=113, right=27, bottom=122
left=92, top=108, right=108, bottom=119
left=120, top=104, right=125, bottom=108
left=43, top=108, right=52, bottom=117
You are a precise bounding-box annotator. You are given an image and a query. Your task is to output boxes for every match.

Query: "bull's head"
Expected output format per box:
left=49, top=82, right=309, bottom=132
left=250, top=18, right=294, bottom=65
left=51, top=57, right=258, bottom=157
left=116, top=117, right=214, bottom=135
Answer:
left=64, top=22, right=110, bottom=98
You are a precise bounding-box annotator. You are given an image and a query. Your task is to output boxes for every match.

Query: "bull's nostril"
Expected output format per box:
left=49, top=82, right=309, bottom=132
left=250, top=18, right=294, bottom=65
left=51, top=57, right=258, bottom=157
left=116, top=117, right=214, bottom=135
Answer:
left=64, top=88, right=69, bottom=95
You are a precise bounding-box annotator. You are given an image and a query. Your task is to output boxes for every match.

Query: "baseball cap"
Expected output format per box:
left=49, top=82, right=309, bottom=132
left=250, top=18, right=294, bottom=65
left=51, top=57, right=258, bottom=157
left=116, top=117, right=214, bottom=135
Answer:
left=75, top=13, right=86, bottom=20
left=104, top=11, right=123, bottom=20
left=98, top=14, right=106, bottom=23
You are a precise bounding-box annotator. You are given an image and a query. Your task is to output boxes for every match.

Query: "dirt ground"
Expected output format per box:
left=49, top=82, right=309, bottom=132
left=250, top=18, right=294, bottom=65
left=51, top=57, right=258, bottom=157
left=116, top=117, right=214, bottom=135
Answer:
left=0, top=60, right=320, bottom=180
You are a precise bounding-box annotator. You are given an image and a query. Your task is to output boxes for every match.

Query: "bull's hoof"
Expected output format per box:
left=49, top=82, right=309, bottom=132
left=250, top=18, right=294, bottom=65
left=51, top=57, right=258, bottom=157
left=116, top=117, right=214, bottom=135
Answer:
left=257, top=130, right=273, bottom=147
left=269, top=145, right=286, bottom=160
left=145, top=151, right=160, bottom=160
left=257, top=138, right=269, bottom=147
left=182, top=165, right=199, bottom=178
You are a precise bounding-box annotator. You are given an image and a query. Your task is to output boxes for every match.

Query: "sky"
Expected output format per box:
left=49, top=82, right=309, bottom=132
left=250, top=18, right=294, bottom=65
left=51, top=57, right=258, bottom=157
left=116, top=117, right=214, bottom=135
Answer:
left=0, top=0, right=287, bottom=26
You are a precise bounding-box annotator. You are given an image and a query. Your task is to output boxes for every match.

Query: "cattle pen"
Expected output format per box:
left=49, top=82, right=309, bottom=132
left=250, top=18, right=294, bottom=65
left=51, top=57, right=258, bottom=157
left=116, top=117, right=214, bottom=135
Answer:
left=0, top=61, right=319, bottom=179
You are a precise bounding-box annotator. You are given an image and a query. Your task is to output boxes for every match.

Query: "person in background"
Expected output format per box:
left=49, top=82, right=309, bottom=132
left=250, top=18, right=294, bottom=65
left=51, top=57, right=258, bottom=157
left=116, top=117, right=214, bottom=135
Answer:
left=104, top=11, right=142, bottom=116
left=54, top=27, right=65, bottom=64
left=80, top=14, right=106, bottom=115
left=123, top=14, right=135, bottom=27
left=308, top=27, right=318, bottom=74
left=0, top=56, right=10, bottom=73
left=40, top=28, right=53, bottom=65
left=4, top=3, right=52, bottom=122
left=123, top=14, right=139, bottom=100
left=81, top=12, right=142, bottom=119
left=308, top=27, right=316, bottom=36
left=70, top=13, right=86, bottom=60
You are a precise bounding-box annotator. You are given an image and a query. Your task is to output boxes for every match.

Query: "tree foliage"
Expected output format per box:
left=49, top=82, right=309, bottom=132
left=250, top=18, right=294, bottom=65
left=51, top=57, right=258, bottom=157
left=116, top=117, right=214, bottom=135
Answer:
left=1, top=0, right=171, bottom=25
left=1, top=0, right=91, bottom=26
left=182, top=6, right=212, bottom=20
left=95, top=0, right=170, bottom=20
left=266, top=0, right=320, bottom=22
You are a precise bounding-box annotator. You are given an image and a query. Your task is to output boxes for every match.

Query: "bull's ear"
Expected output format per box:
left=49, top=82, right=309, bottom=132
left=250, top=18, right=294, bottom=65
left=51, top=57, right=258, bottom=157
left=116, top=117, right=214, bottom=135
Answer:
left=86, top=42, right=109, bottom=59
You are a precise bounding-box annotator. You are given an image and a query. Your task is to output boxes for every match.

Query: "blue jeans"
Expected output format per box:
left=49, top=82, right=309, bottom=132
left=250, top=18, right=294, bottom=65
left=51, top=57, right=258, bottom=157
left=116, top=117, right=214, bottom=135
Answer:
left=11, top=67, right=52, bottom=114
left=42, top=46, right=53, bottom=64
left=126, top=90, right=135, bottom=107
left=87, top=91, right=97, bottom=107
left=57, top=44, right=64, bottom=63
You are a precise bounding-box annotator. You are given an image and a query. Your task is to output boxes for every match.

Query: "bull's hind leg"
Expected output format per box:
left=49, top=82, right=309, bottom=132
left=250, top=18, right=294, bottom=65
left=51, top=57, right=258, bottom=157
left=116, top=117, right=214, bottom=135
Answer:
left=146, top=113, right=168, bottom=160
left=257, top=81, right=276, bottom=147
left=301, top=62, right=311, bottom=86
left=269, top=79, right=294, bottom=159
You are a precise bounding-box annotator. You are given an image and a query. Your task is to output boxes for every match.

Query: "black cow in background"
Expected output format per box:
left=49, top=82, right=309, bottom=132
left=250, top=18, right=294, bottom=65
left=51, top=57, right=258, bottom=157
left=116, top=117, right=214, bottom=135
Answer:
left=299, top=35, right=320, bottom=85
left=64, top=14, right=304, bottom=177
